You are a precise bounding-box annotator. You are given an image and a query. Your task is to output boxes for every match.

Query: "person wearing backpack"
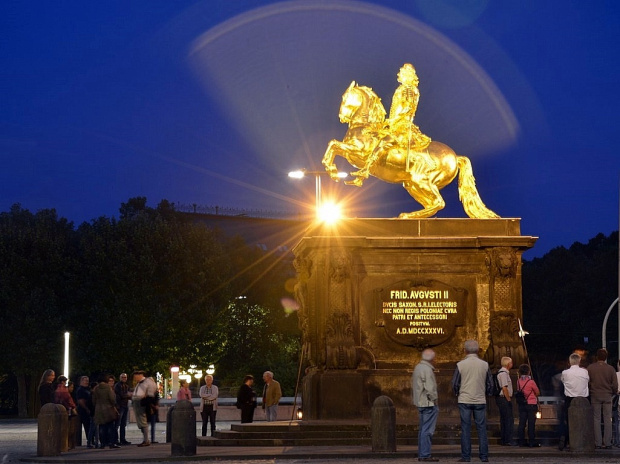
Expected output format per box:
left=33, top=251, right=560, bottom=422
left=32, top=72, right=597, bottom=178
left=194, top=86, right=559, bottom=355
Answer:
left=516, top=364, right=540, bottom=447
left=451, top=339, right=494, bottom=463
left=496, top=357, right=516, bottom=446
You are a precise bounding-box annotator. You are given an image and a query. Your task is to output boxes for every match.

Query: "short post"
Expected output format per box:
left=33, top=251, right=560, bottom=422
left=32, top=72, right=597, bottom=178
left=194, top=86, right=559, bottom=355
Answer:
left=371, top=395, right=396, bottom=452
left=171, top=400, right=196, bottom=456
left=37, top=404, right=68, bottom=456
left=166, top=404, right=176, bottom=443
left=568, top=397, right=595, bottom=453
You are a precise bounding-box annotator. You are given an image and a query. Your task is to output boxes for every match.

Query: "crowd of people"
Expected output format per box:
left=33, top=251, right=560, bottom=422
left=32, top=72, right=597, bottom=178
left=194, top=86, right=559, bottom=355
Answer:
left=412, top=340, right=620, bottom=462
left=557, top=347, right=619, bottom=450
left=39, top=370, right=163, bottom=449
left=37, top=368, right=283, bottom=450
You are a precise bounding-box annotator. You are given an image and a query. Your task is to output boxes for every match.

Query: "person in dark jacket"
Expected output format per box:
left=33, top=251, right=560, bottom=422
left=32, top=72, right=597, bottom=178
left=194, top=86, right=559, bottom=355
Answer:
left=114, top=373, right=132, bottom=445
left=237, top=375, right=257, bottom=423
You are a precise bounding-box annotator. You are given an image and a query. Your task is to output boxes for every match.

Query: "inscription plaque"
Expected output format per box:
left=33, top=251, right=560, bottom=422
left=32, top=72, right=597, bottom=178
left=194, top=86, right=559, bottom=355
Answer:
left=376, top=279, right=467, bottom=347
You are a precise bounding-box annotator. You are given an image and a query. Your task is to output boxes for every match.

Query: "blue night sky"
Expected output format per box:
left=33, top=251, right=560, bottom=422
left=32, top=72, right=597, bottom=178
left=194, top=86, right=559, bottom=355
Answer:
left=2, top=0, right=619, bottom=258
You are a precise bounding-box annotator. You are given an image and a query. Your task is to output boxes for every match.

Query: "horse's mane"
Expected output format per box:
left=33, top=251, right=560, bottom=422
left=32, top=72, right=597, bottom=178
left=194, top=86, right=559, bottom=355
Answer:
left=353, top=85, right=386, bottom=123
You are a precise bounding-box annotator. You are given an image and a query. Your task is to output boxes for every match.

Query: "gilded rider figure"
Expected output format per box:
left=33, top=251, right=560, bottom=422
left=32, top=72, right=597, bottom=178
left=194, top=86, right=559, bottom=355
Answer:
left=350, top=63, right=433, bottom=184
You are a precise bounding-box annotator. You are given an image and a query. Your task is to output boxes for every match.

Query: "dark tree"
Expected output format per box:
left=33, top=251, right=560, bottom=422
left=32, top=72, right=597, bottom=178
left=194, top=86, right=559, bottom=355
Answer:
left=523, top=231, right=618, bottom=391
left=0, top=204, right=79, bottom=417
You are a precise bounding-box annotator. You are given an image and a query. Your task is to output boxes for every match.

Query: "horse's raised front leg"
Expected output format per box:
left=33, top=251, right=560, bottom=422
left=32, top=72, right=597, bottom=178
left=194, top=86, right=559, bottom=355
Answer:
left=322, top=140, right=345, bottom=180
left=399, top=176, right=446, bottom=218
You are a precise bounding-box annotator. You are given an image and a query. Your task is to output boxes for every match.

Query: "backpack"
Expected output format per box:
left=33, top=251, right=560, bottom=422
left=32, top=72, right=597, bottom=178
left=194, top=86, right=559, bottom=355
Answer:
left=491, top=370, right=502, bottom=397
left=515, top=379, right=530, bottom=405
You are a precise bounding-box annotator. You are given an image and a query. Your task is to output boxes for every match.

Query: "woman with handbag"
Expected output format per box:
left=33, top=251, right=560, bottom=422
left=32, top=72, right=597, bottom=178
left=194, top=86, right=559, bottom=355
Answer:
left=93, top=374, right=121, bottom=449
left=516, top=364, right=541, bottom=447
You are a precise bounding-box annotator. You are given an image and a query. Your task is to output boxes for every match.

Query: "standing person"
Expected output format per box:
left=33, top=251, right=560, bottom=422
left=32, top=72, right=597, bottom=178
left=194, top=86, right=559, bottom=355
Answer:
left=412, top=348, right=439, bottom=462
left=149, top=379, right=160, bottom=444
left=558, top=353, right=589, bottom=450
left=131, top=370, right=157, bottom=447
left=451, top=340, right=493, bottom=463
left=516, top=364, right=541, bottom=447
left=66, top=381, right=80, bottom=448
left=237, top=375, right=257, bottom=423
left=54, top=375, right=78, bottom=450
left=67, top=380, right=75, bottom=397
left=38, top=369, right=56, bottom=408
left=92, top=374, right=121, bottom=449
left=76, top=376, right=93, bottom=447
left=106, top=375, right=119, bottom=446
left=114, top=373, right=131, bottom=445
left=177, top=379, right=192, bottom=401
left=262, top=371, right=282, bottom=422
left=574, top=344, right=589, bottom=368
left=89, top=381, right=100, bottom=448
left=496, top=357, right=516, bottom=446
left=199, top=374, right=218, bottom=436
left=587, top=348, right=618, bottom=449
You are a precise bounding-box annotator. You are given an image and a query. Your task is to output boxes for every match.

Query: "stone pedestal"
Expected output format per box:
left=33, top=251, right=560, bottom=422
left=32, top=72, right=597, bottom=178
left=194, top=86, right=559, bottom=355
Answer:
left=568, top=397, right=595, bottom=453
left=302, top=370, right=363, bottom=419
left=371, top=396, right=396, bottom=452
left=293, top=218, right=536, bottom=421
left=171, top=400, right=196, bottom=456
left=37, top=404, right=67, bottom=456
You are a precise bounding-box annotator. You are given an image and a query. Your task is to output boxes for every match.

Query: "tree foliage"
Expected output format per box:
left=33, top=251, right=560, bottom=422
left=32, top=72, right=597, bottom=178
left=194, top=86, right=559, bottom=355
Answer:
left=0, top=205, right=78, bottom=375
left=523, top=231, right=619, bottom=365
left=0, top=199, right=300, bottom=416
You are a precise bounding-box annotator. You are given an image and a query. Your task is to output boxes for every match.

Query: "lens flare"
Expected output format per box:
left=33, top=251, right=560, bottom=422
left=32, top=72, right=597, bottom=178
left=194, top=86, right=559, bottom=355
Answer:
left=318, top=201, right=342, bottom=223
left=281, top=297, right=300, bottom=316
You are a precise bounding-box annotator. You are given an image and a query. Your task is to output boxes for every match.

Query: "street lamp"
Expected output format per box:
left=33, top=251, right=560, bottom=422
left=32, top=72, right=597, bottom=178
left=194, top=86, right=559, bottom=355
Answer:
left=63, top=332, right=70, bottom=382
left=288, top=169, right=347, bottom=220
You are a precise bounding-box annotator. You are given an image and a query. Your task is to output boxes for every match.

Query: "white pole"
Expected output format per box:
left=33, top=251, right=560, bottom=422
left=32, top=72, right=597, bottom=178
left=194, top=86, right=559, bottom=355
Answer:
left=602, top=298, right=619, bottom=350
left=63, top=332, right=70, bottom=381
left=315, top=174, right=321, bottom=218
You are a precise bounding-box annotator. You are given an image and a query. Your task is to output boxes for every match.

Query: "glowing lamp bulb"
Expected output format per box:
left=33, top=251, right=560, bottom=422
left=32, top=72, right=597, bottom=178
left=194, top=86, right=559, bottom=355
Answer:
left=318, top=202, right=342, bottom=223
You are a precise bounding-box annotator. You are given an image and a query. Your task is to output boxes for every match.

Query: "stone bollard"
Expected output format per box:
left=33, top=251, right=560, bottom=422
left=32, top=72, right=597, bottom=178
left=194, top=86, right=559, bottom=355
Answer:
left=37, top=404, right=68, bottom=456
left=371, top=395, right=396, bottom=452
left=166, top=404, right=176, bottom=443
left=568, top=397, right=595, bottom=453
left=171, top=400, right=196, bottom=456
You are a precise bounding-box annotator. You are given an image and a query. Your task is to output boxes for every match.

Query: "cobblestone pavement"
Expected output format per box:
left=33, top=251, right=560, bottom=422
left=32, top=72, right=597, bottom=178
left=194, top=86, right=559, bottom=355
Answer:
left=2, top=419, right=620, bottom=464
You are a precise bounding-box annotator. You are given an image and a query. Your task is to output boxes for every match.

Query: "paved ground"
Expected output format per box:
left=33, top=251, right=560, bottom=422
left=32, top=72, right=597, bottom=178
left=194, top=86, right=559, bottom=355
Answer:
left=2, top=419, right=620, bottom=464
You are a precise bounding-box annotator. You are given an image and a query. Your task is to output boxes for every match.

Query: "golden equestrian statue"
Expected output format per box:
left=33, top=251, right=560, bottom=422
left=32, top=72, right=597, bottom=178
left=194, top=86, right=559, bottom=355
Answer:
left=322, top=63, right=499, bottom=219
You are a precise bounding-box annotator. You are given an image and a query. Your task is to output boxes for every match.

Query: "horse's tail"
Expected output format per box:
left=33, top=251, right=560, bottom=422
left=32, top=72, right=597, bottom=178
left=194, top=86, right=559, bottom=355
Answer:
left=456, top=156, right=500, bottom=219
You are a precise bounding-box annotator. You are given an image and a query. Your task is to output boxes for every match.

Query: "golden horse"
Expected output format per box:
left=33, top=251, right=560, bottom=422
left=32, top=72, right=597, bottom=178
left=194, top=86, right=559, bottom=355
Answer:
left=322, top=82, right=499, bottom=219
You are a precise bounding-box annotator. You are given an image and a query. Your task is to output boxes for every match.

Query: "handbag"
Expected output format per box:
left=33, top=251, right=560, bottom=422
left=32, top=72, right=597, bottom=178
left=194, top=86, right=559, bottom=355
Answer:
left=515, top=379, right=530, bottom=406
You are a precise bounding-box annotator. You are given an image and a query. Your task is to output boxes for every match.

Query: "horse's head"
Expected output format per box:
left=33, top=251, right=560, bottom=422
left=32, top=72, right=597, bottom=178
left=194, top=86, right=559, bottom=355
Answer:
left=339, top=82, right=386, bottom=125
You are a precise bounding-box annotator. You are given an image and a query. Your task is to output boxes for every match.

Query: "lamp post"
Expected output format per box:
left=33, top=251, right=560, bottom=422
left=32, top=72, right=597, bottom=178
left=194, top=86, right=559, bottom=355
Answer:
left=288, top=169, right=347, bottom=219
left=63, top=332, right=70, bottom=381
left=170, top=366, right=179, bottom=399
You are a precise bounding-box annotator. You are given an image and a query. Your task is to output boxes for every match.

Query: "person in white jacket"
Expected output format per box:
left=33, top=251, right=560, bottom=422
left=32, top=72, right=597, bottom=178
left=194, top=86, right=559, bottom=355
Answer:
left=131, top=370, right=157, bottom=447
left=412, top=348, right=439, bottom=462
left=199, top=375, right=219, bottom=436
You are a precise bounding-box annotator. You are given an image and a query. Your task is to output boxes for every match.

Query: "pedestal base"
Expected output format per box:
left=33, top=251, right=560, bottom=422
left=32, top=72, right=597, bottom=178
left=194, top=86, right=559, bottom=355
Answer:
left=293, top=218, right=537, bottom=420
